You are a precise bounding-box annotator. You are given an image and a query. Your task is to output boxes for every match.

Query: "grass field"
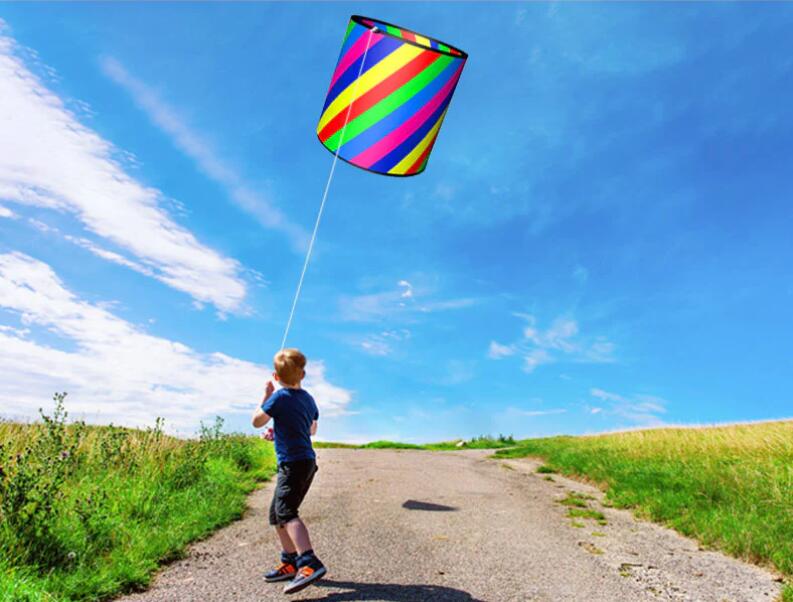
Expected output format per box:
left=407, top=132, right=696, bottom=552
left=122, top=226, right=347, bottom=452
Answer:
left=495, top=421, right=793, bottom=599
left=0, top=394, right=276, bottom=602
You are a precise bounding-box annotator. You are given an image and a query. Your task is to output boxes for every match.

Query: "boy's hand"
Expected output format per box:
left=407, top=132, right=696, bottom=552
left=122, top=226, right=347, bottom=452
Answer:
left=262, top=427, right=274, bottom=441
left=263, top=380, right=275, bottom=400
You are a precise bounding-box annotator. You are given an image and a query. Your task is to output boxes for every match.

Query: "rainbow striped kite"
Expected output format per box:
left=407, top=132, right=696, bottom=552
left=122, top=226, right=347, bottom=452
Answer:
left=317, top=15, right=467, bottom=177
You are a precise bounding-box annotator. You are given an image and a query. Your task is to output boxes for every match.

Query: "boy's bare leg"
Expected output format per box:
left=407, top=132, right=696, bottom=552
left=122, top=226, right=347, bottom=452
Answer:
left=275, top=525, right=297, bottom=554
left=284, top=518, right=313, bottom=554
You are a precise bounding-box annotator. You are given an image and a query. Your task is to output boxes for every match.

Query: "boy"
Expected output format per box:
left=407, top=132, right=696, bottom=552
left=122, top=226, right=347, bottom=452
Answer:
left=252, top=348, right=326, bottom=595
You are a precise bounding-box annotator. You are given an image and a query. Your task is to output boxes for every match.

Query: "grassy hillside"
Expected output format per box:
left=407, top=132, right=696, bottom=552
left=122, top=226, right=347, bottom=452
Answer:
left=0, top=394, right=276, bottom=602
left=495, top=421, right=793, bottom=599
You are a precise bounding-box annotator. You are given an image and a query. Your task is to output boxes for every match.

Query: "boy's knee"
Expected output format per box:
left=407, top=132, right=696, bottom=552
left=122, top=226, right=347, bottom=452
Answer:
left=270, top=508, right=299, bottom=526
left=269, top=505, right=296, bottom=527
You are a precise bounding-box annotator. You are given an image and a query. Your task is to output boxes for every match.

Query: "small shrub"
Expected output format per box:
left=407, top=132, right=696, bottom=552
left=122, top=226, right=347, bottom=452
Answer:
left=0, top=393, right=84, bottom=567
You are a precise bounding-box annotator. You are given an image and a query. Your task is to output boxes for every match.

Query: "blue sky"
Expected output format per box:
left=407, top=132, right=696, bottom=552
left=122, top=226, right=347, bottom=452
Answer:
left=1, top=3, right=791, bottom=441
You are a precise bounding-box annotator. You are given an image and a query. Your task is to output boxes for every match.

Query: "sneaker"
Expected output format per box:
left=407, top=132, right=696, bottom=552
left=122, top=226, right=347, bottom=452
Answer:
left=264, top=562, right=297, bottom=583
left=283, top=563, right=327, bottom=595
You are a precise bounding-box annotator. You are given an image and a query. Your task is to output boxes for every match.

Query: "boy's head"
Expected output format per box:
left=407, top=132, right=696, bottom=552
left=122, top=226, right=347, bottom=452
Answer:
left=273, top=348, right=306, bottom=387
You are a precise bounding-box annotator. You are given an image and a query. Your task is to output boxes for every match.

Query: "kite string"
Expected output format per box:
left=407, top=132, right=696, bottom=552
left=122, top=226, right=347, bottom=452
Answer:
left=280, top=28, right=375, bottom=350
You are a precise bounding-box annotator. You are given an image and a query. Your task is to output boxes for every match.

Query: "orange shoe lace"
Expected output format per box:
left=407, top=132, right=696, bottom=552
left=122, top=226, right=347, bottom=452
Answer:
left=298, top=566, right=315, bottom=578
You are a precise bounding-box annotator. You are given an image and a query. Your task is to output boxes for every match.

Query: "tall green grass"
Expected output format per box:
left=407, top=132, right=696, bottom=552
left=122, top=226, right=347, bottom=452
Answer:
left=0, top=394, right=276, bottom=602
left=496, top=421, right=793, bottom=593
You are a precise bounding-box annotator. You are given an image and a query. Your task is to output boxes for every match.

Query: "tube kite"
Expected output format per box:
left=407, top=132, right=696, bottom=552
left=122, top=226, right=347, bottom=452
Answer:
left=317, top=15, right=468, bottom=177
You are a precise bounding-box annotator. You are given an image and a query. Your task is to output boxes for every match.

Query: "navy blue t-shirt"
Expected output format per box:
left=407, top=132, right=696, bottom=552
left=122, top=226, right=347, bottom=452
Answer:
left=262, top=388, right=318, bottom=464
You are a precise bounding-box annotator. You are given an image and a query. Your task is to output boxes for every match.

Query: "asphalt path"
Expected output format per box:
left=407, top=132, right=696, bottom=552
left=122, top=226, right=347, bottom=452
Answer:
left=119, top=449, right=782, bottom=602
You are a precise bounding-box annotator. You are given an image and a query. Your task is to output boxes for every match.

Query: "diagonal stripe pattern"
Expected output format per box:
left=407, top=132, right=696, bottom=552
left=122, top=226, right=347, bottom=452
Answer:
left=317, top=15, right=467, bottom=177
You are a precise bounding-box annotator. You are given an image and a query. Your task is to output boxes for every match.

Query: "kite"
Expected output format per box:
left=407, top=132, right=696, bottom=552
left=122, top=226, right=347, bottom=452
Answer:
left=317, top=16, right=468, bottom=177
left=281, top=16, right=467, bottom=346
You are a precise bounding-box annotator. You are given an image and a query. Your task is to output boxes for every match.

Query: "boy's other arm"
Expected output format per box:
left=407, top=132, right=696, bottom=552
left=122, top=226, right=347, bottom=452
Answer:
left=252, top=381, right=275, bottom=428
left=310, top=420, right=318, bottom=436
left=252, top=408, right=271, bottom=429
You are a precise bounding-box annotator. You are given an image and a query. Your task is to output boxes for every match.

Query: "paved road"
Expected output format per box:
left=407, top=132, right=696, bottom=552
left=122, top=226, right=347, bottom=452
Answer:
left=120, top=449, right=782, bottom=602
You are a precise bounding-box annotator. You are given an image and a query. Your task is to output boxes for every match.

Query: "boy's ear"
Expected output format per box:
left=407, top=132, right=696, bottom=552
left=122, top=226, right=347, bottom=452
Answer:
left=272, top=371, right=280, bottom=382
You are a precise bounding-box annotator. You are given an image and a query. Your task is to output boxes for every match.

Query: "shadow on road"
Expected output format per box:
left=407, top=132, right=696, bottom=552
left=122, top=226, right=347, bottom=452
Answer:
left=294, top=579, right=485, bottom=601
left=401, top=500, right=458, bottom=512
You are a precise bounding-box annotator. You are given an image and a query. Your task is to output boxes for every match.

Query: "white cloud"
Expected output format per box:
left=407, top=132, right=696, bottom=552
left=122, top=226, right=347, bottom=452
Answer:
left=0, top=204, right=15, bottom=218
left=398, top=280, right=413, bottom=299
left=489, top=314, right=615, bottom=373
left=25, top=215, right=157, bottom=278
left=589, top=387, right=667, bottom=425
left=584, top=339, right=616, bottom=362
left=358, top=328, right=411, bottom=357
left=523, top=348, right=552, bottom=373
left=0, top=30, right=247, bottom=311
left=99, top=57, right=307, bottom=250
left=418, top=297, right=478, bottom=312
left=488, top=341, right=516, bottom=359
left=591, top=388, right=623, bottom=403
left=360, top=339, right=392, bottom=357
left=63, top=234, right=155, bottom=277
left=339, top=281, right=477, bottom=323
left=0, top=252, right=352, bottom=431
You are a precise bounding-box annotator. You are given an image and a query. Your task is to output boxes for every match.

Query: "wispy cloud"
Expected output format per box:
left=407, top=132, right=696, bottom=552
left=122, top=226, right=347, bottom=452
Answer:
left=358, top=329, right=411, bottom=357
left=0, top=29, right=247, bottom=312
left=99, top=56, right=308, bottom=251
left=339, top=280, right=478, bottom=323
left=63, top=234, right=155, bottom=278
left=0, top=252, right=352, bottom=430
left=488, top=341, right=516, bottom=359
left=590, top=387, right=667, bottom=425
left=359, top=339, right=392, bottom=357
left=489, top=314, right=616, bottom=373
left=25, top=215, right=157, bottom=278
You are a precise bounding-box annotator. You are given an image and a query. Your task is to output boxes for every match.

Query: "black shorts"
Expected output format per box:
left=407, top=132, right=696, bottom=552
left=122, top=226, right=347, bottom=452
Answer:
left=269, top=459, right=318, bottom=526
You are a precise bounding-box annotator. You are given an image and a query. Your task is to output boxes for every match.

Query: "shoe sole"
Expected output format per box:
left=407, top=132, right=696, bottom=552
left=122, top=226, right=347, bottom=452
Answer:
left=283, top=566, right=327, bottom=595
left=264, top=573, right=296, bottom=583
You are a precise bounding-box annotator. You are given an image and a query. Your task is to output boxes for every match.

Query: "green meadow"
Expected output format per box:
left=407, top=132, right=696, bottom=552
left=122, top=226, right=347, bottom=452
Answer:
left=495, top=421, right=793, bottom=599
left=0, top=394, right=276, bottom=602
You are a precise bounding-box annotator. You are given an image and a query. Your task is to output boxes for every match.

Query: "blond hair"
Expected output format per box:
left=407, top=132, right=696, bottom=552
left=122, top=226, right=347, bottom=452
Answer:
left=273, top=348, right=306, bottom=386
